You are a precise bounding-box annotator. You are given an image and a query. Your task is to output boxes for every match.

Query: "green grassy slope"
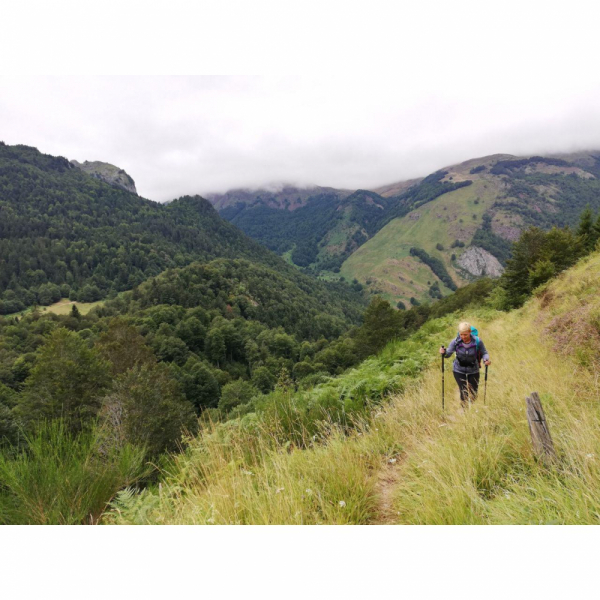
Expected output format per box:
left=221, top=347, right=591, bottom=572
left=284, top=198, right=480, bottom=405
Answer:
left=341, top=178, right=498, bottom=304
left=106, top=251, right=600, bottom=524
left=344, top=152, right=600, bottom=305
left=15, top=298, right=105, bottom=317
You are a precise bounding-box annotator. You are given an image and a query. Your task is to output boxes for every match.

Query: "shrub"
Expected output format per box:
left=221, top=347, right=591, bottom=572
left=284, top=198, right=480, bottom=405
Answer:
left=218, top=380, right=258, bottom=413
left=0, top=421, right=149, bottom=524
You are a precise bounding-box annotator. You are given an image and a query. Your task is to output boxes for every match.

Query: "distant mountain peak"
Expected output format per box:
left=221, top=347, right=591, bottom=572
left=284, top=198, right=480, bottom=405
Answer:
left=71, top=159, right=137, bottom=194
left=206, top=184, right=352, bottom=211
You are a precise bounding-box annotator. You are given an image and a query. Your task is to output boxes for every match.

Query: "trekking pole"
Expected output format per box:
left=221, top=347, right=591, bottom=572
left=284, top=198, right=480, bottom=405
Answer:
left=441, top=346, right=445, bottom=411
left=484, top=364, right=488, bottom=404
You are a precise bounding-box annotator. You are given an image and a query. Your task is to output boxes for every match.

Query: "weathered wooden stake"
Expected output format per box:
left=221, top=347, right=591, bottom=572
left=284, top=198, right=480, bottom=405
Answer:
left=526, top=391, right=557, bottom=464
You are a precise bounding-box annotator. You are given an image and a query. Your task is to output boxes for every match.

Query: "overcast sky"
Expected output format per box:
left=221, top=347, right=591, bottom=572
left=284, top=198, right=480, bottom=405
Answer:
left=3, top=2, right=600, bottom=202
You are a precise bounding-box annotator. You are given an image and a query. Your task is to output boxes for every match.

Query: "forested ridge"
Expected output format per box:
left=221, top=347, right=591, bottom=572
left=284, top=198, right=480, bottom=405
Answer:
left=0, top=142, right=338, bottom=314
left=0, top=142, right=374, bottom=493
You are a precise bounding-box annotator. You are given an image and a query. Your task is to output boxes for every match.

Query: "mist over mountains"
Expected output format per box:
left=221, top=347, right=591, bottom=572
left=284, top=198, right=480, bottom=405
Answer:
left=204, top=149, right=600, bottom=305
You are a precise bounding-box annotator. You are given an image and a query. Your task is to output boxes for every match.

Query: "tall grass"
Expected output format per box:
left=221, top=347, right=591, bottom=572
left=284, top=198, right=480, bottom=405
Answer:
left=105, top=314, right=464, bottom=524
left=107, top=253, right=600, bottom=525
left=107, top=410, right=411, bottom=524
left=389, top=256, right=600, bottom=524
left=0, top=421, right=150, bottom=524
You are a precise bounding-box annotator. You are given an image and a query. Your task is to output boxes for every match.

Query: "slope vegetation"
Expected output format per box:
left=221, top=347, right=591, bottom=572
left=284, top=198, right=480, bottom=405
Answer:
left=213, top=151, right=600, bottom=306
left=215, top=174, right=469, bottom=274
left=107, top=252, right=600, bottom=524
left=341, top=179, right=494, bottom=304
left=343, top=152, right=600, bottom=305
left=0, top=144, right=283, bottom=311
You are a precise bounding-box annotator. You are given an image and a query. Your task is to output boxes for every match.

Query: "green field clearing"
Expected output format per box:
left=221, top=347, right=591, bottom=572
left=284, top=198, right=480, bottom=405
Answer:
left=14, top=298, right=106, bottom=318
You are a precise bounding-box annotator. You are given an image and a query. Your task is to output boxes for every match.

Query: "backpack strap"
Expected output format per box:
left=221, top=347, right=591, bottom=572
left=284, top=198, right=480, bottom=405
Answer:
left=456, top=333, right=482, bottom=366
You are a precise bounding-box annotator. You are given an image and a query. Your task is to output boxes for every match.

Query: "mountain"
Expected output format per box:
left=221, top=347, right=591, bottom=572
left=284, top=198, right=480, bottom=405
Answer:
left=0, top=143, right=366, bottom=323
left=206, top=184, right=352, bottom=211
left=71, top=159, right=138, bottom=194
left=212, top=151, right=600, bottom=307
left=213, top=175, right=468, bottom=273
left=341, top=151, right=600, bottom=305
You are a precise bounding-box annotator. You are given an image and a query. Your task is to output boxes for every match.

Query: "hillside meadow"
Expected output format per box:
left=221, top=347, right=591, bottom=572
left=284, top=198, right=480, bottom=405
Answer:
left=106, top=252, right=600, bottom=524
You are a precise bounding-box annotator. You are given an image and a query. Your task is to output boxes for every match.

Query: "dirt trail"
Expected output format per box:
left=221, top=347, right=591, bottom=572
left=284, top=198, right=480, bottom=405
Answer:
left=372, top=462, right=404, bottom=524
left=367, top=352, right=477, bottom=525
left=366, top=311, right=523, bottom=525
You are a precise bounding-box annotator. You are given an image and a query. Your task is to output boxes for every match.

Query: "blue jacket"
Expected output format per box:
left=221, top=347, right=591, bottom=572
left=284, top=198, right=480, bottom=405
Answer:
left=445, top=336, right=490, bottom=374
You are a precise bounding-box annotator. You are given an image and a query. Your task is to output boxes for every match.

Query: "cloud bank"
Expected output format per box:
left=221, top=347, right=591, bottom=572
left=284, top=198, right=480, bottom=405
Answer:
left=3, top=8, right=600, bottom=202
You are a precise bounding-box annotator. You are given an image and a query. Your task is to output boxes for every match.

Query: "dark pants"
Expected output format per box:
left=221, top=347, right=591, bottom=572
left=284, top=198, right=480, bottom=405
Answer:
left=453, top=371, right=480, bottom=405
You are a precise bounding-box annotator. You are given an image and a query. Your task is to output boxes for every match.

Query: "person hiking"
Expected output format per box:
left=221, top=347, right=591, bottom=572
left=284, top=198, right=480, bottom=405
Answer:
left=439, top=322, right=491, bottom=406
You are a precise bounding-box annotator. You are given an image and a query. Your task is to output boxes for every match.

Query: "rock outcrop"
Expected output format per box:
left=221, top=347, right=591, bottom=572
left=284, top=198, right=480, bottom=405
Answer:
left=457, top=246, right=504, bottom=278
left=71, top=160, right=137, bottom=194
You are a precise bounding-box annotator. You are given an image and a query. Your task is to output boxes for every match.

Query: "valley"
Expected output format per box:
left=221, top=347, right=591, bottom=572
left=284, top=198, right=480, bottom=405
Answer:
left=212, top=151, right=600, bottom=305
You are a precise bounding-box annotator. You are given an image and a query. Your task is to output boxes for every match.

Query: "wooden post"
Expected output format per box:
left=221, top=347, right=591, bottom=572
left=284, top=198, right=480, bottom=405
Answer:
left=526, top=391, right=557, bottom=464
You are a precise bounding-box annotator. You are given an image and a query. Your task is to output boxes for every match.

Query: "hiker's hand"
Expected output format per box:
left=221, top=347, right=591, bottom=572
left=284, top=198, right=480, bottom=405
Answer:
left=439, top=347, right=446, bottom=355
left=484, top=359, right=491, bottom=366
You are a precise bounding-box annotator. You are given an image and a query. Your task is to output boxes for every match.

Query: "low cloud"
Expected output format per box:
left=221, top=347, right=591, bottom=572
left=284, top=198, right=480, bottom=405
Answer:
left=2, top=74, right=600, bottom=202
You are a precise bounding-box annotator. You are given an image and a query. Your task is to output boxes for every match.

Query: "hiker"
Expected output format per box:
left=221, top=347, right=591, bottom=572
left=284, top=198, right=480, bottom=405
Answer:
left=439, top=322, right=491, bottom=406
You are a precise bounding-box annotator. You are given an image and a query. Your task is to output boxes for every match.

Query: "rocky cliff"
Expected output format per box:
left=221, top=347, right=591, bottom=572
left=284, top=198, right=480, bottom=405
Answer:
left=457, top=246, right=504, bottom=278
left=71, top=160, right=137, bottom=194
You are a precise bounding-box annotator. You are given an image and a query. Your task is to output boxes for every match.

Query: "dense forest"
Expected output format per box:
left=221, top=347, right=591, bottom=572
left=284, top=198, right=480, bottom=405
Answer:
left=0, top=143, right=353, bottom=314
left=221, top=190, right=395, bottom=271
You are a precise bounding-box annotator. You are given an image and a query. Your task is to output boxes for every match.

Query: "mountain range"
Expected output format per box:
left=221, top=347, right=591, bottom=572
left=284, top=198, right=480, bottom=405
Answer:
left=0, top=142, right=365, bottom=328
left=209, top=150, right=600, bottom=305
left=3, top=141, right=600, bottom=313
left=2, top=138, right=600, bottom=525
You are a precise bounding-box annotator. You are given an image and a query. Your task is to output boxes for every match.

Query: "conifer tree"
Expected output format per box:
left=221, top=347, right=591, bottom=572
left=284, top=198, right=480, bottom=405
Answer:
left=593, top=213, right=600, bottom=248
left=577, top=205, right=594, bottom=252
left=354, top=297, right=402, bottom=358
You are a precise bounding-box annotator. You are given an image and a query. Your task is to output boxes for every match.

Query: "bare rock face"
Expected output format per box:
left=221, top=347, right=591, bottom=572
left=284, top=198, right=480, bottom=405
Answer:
left=71, top=160, right=137, bottom=194
left=457, top=246, right=504, bottom=278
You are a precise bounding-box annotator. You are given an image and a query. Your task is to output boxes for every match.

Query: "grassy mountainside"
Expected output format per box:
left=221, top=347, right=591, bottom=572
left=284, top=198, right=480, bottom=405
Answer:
left=342, top=152, right=600, bottom=305
left=107, top=251, right=600, bottom=524
left=342, top=177, right=495, bottom=304
left=214, top=151, right=600, bottom=306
